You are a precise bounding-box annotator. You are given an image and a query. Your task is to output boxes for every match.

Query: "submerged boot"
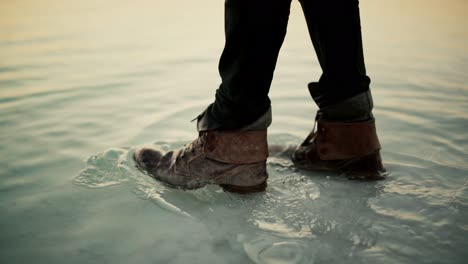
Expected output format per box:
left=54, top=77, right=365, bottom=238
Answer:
left=134, top=110, right=271, bottom=193
left=292, top=83, right=385, bottom=179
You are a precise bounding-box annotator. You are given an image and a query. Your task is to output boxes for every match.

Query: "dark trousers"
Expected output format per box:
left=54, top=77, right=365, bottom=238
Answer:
left=207, top=0, right=371, bottom=130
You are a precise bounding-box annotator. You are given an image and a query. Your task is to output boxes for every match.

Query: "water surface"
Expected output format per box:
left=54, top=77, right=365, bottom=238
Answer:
left=1, top=0, right=467, bottom=263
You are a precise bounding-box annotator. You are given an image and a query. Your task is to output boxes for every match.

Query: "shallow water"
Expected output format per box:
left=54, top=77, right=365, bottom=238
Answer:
left=1, top=0, right=468, bottom=263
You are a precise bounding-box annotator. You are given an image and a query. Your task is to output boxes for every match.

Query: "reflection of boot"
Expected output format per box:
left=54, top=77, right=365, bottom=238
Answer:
left=134, top=118, right=269, bottom=193
left=293, top=83, right=385, bottom=179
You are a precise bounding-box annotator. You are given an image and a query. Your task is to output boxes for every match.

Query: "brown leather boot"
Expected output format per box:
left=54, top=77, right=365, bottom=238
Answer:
left=292, top=116, right=385, bottom=179
left=293, top=83, right=385, bottom=179
left=134, top=130, right=269, bottom=193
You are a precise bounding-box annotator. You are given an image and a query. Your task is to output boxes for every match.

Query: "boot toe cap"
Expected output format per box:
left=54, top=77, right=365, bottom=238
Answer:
left=134, top=147, right=163, bottom=171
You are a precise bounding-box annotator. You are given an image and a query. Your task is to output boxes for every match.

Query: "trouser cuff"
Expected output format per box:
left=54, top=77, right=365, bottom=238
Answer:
left=309, top=83, right=374, bottom=122
left=195, top=105, right=272, bottom=132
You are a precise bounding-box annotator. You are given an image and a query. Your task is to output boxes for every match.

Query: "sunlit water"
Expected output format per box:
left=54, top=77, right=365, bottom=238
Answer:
left=1, top=0, right=467, bottom=263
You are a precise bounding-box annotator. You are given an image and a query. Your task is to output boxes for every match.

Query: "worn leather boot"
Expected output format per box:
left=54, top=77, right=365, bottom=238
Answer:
left=134, top=110, right=271, bottom=193
left=292, top=83, right=385, bottom=179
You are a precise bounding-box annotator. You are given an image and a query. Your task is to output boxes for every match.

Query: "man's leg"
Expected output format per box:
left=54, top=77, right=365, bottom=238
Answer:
left=299, top=0, right=370, bottom=109
left=198, top=0, right=292, bottom=131
left=134, top=0, right=292, bottom=193
left=293, top=0, right=385, bottom=178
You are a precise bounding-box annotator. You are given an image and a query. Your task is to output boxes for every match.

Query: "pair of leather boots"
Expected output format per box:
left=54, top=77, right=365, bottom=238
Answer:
left=134, top=87, right=385, bottom=193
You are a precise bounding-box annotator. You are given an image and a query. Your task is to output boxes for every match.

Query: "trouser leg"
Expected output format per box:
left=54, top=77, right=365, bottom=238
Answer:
left=293, top=1, right=383, bottom=177
left=299, top=0, right=371, bottom=108
left=198, top=0, right=292, bottom=131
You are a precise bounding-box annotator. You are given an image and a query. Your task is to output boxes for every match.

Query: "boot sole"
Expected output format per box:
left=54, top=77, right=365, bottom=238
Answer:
left=220, top=181, right=267, bottom=194
left=293, top=151, right=386, bottom=181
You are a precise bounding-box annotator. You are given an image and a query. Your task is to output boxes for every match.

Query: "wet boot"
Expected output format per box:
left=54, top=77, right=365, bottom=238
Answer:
left=133, top=111, right=270, bottom=193
left=292, top=83, right=385, bottom=179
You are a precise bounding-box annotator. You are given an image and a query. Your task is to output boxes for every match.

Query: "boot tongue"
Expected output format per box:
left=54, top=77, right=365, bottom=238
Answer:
left=308, top=82, right=374, bottom=122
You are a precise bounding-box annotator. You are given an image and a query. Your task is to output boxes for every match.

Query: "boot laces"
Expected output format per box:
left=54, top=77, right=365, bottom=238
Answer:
left=184, top=132, right=207, bottom=154
left=301, top=111, right=322, bottom=146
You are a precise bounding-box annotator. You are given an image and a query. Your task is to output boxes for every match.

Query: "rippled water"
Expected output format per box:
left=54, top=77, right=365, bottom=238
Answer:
left=1, top=0, right=467, bottom=263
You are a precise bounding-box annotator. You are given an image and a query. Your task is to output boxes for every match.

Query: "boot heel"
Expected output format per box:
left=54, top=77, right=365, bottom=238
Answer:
left=342, top=151, right=386, bottom=180
left=220, top=181, right=267, bottom=194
